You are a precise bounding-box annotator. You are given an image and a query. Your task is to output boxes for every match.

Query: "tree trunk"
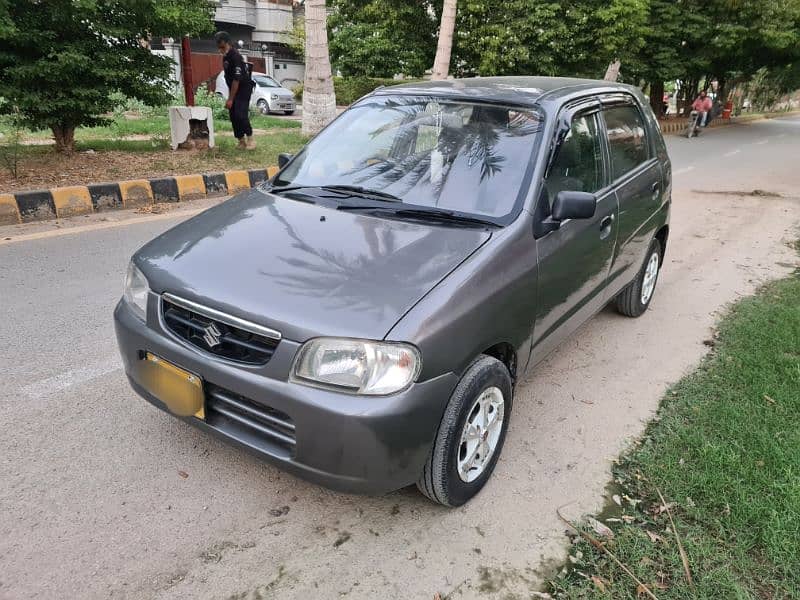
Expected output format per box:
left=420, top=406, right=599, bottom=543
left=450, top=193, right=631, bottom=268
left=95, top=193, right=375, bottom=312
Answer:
left=649, top=80, right=665, bottom=118
left=603, top=60, right=621, bottom=82
left=716, top=76, right=728, bottom=105
left=431, top=0, right=457, bottom=81
left=301, top=0, right=336, bottom=136
left=52, top=125, right=76, bottom=153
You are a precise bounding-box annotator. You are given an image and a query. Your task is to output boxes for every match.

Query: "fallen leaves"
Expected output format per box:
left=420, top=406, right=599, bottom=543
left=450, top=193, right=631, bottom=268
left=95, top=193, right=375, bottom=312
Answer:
left=650, top=501, right=678, bottom=516
left=587, top=517, right=615, bottom=539
left=557, top=504, right=659, bottom=600
left=591, top=575, right=608, bottom=592
left=645, top=530, right=665, bottom=544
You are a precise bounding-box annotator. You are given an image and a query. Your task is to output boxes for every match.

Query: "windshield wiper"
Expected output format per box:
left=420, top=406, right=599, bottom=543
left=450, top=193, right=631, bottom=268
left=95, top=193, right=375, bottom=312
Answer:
left=270, top=184, right=402, bottom=203
left=316, top=184, right=403, bottom=203
left=338, top=204, right=498, bottom=228
left=392, top=207, right=498, bottom=227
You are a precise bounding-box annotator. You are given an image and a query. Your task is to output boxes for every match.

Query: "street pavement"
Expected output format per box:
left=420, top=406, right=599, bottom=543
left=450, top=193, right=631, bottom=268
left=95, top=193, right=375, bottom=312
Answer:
left=1, top=115, right=799, bottom=600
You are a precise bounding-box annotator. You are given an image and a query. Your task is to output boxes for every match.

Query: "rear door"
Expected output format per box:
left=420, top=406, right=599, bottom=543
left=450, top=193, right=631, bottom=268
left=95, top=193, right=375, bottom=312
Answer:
left=599, top=96, right=663, bottom=298
left=531, top=100, right=619, bottom=362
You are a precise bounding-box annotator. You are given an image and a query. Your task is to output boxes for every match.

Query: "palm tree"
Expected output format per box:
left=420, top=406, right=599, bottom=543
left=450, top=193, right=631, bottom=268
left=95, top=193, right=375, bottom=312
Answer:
left=302, top=0, right=337, bottom=135
left=431, top=0, right=457, bottom=80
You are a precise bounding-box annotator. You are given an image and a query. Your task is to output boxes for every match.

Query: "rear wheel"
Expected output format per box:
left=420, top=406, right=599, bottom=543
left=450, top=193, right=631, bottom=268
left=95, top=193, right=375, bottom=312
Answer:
left=417, top=355, right=512, bottom=506
left=615, top=238, right=662, bottom=317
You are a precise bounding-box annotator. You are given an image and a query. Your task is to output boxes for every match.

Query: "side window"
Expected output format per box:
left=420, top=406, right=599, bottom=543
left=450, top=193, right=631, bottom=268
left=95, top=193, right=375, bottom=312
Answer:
left=545, top=112, right=603, bottom=206
left=604, top=104, right=649, bottom=180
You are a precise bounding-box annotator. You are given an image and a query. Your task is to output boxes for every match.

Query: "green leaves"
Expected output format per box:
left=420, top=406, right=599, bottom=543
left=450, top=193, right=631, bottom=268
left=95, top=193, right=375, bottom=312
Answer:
left=328, top=0, right=437, bottom=77
left=0, top=0, right=212, bottom=149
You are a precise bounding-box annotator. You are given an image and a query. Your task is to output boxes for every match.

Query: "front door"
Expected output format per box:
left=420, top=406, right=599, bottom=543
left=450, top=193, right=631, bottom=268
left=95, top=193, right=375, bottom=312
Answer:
left=531, top=104, right=619, bottom=363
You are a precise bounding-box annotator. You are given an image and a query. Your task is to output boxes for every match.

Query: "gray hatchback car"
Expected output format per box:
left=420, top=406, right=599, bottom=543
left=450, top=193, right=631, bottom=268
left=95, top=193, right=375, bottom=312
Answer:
left=115, top=76, right=670, bottom=506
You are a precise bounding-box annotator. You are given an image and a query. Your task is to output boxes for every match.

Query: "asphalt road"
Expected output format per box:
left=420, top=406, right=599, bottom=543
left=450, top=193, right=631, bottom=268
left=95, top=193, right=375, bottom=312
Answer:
left=1, top=115, right=799, bottom=600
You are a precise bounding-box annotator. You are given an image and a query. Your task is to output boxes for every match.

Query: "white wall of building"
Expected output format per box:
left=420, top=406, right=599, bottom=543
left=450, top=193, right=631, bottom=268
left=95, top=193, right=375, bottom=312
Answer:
left=215, top=0, right=256, bottom=27
left=253, top=0, right=293, bottom=43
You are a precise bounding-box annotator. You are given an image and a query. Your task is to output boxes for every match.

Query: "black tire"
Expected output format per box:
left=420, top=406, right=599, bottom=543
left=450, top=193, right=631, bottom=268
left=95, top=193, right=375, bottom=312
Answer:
left=615, top=238, right=662, bottom=318
left=256, top=99, right=269, bottom=114
left=417, top=355, right=513, bottom=507
left=284, top=110, right=295, bottom=116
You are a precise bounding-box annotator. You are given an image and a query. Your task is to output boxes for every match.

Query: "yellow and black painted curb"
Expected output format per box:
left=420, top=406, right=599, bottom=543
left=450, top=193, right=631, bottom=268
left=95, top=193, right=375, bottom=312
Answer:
left=0, top=165, right=280, bottom=226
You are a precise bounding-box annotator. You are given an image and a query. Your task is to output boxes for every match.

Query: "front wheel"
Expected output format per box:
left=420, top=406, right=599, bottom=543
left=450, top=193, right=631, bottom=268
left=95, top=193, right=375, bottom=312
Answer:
left=284, top=110, right=295, bottom=116
left=417, top=355, right=512, bottom=506
left=615, top=238, right=662, bottom=317
left=256, top=99, right=269, bottom=114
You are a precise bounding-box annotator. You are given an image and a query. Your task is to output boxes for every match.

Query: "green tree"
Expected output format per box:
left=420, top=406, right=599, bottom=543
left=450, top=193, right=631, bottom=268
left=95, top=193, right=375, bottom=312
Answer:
left=0, top=0, right=213, bottom=152
left=328, top=0, right=437, bottom=77
left=449, top=0, right=648, bottom=79
left=561, top=0, right=649, bottom=78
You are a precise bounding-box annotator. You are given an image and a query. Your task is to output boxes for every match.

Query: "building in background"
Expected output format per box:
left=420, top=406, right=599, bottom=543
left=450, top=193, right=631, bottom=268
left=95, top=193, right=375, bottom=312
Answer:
left=153, top=0, right=305, bottom=94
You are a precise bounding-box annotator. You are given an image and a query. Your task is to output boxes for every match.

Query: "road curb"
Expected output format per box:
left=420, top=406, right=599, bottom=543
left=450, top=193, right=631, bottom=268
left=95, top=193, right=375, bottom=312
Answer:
left=659, top=109, right=800, bottom=136
left=0, top=166, right=280, bottom=225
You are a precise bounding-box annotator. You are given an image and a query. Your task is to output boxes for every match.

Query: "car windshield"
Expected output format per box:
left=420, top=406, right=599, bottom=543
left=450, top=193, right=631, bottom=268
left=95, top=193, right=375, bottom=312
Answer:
left=254, top=75, right=280, bottom=88
left=273, top=95, right=544, bottom=223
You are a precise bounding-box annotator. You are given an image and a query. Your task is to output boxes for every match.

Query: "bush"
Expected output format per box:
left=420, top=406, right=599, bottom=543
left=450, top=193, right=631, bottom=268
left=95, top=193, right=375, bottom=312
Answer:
left=293, top=77, right=422, bottom=106
left=192, top=84, right=229, bottom=122
left=109, top=91, right=164, bottom=119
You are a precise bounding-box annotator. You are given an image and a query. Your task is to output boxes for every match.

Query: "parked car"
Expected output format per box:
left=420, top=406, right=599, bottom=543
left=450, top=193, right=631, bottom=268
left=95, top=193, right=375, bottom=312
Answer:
left=115, top=77, right=671, bottom=506
left=215, top=71, right=295, bottom=115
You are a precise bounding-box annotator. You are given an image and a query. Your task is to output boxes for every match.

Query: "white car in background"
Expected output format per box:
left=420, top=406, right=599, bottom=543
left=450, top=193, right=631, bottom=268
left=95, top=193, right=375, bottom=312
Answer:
left=215, top=71, right=296, bottom=115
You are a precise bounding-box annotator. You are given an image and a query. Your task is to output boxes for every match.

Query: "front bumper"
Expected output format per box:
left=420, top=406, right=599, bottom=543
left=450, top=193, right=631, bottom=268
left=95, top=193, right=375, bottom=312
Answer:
left=269, top=98, right=295, bottom=112
left=113, top=297, right=457, bottom=494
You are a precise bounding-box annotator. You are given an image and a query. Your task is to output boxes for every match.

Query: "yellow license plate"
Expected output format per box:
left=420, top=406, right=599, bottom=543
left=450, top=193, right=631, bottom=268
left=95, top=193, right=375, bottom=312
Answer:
left=140, top=353, right=205, bottom=419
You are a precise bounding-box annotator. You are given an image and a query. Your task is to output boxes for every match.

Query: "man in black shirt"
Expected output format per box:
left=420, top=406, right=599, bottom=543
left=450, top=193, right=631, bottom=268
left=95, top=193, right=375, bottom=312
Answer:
left=215, top=31, right=255, bottom=150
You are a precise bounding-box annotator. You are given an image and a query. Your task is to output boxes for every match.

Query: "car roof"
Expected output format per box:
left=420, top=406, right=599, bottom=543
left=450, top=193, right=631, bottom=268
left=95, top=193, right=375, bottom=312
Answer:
left=372, top=76, right=638, bottom=108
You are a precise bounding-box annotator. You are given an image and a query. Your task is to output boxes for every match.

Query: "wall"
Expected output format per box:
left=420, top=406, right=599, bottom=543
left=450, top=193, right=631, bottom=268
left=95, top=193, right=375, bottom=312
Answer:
left=253, top=0, right=294, bottom=43
left=273, top=59, right=304, bottom=89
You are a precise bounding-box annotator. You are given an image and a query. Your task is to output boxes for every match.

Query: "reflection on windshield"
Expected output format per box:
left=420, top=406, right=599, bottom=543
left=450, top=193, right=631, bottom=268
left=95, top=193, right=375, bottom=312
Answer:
left=274, top=96, right=543, bottom=221
left=254, top=76, right=279, bottom=88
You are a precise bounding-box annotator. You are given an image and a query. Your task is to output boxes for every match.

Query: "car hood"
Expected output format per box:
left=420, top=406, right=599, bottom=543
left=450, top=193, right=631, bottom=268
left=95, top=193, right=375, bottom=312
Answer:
left=135, top=190, right=492, bottom=342
left=269, top=88, right=294, bottom=98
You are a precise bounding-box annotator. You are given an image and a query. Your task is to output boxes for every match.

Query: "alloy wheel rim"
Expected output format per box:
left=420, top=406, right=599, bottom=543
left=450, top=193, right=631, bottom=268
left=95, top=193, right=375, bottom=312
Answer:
left=641, top=252, right=660, bottom=305
left=457, top=386, right=505, bottom=483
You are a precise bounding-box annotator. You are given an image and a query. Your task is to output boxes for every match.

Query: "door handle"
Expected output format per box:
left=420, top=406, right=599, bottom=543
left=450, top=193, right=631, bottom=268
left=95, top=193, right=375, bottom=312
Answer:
left=651, top=182, right=661, bottom=199
left=600, top=215, right=614, bottom=230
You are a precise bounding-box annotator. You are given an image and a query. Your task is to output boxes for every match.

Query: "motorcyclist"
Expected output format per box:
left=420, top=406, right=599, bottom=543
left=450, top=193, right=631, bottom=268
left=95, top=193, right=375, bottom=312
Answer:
left=691, top=91, right=713, bottom=127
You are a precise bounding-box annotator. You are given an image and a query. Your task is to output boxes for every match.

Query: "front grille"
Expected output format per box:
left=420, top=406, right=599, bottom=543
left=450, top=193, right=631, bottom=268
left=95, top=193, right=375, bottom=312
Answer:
left=206, top=385, right=296, bottom=455
left=161, top=295, right=279, bottom=365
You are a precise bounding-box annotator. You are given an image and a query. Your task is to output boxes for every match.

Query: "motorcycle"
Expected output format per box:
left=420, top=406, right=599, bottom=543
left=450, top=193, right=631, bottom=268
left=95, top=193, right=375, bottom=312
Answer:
left=685, top=110, right=703, bottom=138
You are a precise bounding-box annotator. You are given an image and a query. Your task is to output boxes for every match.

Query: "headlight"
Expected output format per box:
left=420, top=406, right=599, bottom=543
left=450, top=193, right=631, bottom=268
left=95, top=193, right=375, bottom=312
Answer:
left=293, top=338, right=421, bottom=395
left=123, top=261, right=149, bottom=321
left=270, top=93, right=279, bottom=100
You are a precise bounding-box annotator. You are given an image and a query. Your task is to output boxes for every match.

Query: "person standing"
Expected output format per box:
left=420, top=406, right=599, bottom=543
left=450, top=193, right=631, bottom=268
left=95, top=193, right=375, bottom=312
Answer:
left=214, top=31, right=255, bottom=150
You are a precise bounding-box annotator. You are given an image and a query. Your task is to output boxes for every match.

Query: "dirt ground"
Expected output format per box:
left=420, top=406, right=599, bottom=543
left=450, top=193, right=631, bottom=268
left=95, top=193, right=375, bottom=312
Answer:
left=0, top=132, right=305, bottom=194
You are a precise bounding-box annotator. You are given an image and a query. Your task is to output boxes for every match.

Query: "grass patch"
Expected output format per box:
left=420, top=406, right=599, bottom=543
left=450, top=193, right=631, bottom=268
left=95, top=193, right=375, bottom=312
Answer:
left=1, top=130, right=307, bottom=192
left=0, top=109, right=299, bottom=145
left=549, top=268, right=800, bottom=599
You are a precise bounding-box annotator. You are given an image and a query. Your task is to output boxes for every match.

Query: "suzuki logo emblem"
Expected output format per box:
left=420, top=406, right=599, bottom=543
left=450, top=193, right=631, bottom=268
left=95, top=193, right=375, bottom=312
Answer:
left=202, top=322, right=223, bottom=348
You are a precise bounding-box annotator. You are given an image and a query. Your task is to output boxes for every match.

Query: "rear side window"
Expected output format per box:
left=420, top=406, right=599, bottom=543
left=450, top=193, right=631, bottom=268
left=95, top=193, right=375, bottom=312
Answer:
left=604, top=105, right=649, bottom=180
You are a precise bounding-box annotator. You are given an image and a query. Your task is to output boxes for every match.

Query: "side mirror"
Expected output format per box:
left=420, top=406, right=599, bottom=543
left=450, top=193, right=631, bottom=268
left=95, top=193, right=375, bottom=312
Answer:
left=278, top=153, right=293, bottom=168
left=551, top=191, right=597, bottom=221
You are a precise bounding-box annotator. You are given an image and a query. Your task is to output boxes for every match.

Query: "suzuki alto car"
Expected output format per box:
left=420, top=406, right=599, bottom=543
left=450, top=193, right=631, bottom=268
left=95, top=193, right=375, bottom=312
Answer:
left=115, top=77, right=671, bottom=506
